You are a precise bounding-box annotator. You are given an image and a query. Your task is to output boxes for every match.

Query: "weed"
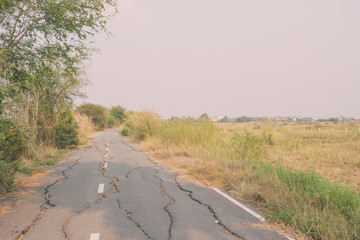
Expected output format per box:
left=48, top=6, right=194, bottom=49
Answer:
left=123, top=117, right=360, bottom=239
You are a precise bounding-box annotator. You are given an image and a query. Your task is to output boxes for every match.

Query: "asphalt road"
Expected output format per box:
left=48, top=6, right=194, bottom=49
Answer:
left=0, top=129, right=290, bottom=240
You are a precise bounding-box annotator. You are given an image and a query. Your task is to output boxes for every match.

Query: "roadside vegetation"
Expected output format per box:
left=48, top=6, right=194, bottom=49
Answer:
left=0, top=1, right=119, bottom=194
left=121, top=111, right=360, bottom=240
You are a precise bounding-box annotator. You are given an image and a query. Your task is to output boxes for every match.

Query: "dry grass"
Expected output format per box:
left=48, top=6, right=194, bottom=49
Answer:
left=74, top=112, right=96, bottom=144
left=217, top=123, right=360, bottom=190
left=121, top=113, right=360, bottom=240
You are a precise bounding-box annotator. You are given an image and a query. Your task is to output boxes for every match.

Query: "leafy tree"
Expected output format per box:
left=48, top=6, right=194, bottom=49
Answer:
left=199, top=113, right=209, bottom=120
left=110, top=105, right=126, bottom=123
left=54, top=109, right=79, bottom=149
left=236, top=116, right=252, bottom=123
left=0, top=118, right=26, bottom=192
left=76, top=103, right=107, bottom=130
left=0, top=0, right=117, bottom=114
left=219, top=116, right=228, bottom=123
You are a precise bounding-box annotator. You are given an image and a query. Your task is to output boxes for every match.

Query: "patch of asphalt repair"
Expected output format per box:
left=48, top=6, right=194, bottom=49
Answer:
left=16, top=151, right=85, bottom=240
left=174, top=174, right=245, bottom=240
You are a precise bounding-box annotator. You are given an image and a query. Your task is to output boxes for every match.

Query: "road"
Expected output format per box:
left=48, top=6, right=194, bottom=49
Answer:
left=0, top=129, right=290, bottom=240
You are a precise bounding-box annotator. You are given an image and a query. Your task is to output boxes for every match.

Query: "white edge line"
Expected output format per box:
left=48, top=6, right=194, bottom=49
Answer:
left=212, top=188, right=296, bottom=240
left=211, top=187, right=265, bottom=222
left=279, top=231, right=296, bottom=240
left=98, top=184, right=105, bottom=194
left=104, top=163, right=107, bottom=168
left=90, top=233, right=100, bottom=240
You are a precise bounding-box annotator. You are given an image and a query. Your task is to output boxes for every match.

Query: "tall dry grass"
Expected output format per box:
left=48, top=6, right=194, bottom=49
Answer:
left=74, top=112, right=96, bottom=144
left=121, top=113, right=360, bottom=240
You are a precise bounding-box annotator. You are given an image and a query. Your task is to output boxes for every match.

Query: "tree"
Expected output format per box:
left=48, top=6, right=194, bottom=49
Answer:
left=0, top=0, right=117, bottom=115
left=110, top=105, right=126, bottom=123
left=199, top=113, right=209, bottom=120
left=54, top=109, right=79, bottom=149
left=76, top=104, right=107, bottom=130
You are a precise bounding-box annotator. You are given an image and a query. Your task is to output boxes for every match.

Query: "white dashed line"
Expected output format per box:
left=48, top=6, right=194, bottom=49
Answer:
left=105, top=147, right=108, bottom=151
left=98, top=184, right=105, bottom=194
left=103, top=163, right=107, bottom=168
left=211, top=187, right=265, bottom=221
left=90, top=233, right=100, bottom=240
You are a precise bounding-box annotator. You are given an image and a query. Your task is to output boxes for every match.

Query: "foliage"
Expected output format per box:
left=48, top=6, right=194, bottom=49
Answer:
left=0, top=0, right=117, bottom=193
left=0, top=0, right=117, bottom=100
left=232, top=131, right=264, bottom=161
left=110, top=105, right=126, bottom=123
left=218, top=116, right=228, bottom=123
left=120, top=128, right=129, bottom=136
left=0, top=118, right=26, bottom=163
left=236, top=116, right=252, bottom=123
left=0, top=118, right=26, bottom=192
left=199, top=113, right=208, bottom=120
left=54, top=110, right=79, bottom=149
left=76, top=103, right=107, bottom=130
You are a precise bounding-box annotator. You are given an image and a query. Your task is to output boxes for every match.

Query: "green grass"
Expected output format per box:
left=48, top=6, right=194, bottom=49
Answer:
left=122, top=112, right=360, bottom=240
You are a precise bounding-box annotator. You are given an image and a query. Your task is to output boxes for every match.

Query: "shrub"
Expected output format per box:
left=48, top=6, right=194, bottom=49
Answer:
left=110, top=105, right=126, bottom=123
left=232, top=131, right=264, bottom=161
left=0, top=118, right=27, bottom=192
left=120, top=128, right=129, bottom=136
left=107, top=115, right=116, bottom=128
left=54, top=110, right=79, bottom=149
left=76, top=103, right=107, bottom=130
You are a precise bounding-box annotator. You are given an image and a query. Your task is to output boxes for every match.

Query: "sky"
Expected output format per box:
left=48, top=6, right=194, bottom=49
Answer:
left=84, top=0, right=360, bottom=119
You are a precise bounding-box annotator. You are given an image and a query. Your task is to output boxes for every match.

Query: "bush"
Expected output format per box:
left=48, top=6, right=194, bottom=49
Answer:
left=120, top=128, right=129, bottom=136
left=107, top=116, right=116, bottom=128
left=0, top=118, right=27, bottom=192
left=76, top=103, right=107, bottom=130
left=110, top=105, right=126, bottom=123
left=232, top=131, right=264, bottom=161
left=54, top=110, right=79, bottom=149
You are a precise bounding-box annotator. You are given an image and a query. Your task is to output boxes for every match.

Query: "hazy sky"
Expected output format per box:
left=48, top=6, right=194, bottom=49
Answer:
left=85, top=0, right=360, bottom=118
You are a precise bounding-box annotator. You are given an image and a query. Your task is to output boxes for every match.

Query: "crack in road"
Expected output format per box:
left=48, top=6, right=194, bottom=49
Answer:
left=153, top=175, right=175, bottom=240
left=16, top=152, right=84, bottom=240
left=174, top=175, right=245, bottom=240
left=116, top=199, right=155, bottom=240
left=62, top=177, right=119, bottom=240
left=120, top=139, right=140, bottom=152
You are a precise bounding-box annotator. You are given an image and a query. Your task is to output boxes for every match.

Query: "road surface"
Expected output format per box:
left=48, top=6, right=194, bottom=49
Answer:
left=0, top=130, right=290, bottom=240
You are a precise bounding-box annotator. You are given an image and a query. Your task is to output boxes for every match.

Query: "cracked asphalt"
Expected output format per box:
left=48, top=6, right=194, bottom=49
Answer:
left=0, top=129, right=289, bottom=240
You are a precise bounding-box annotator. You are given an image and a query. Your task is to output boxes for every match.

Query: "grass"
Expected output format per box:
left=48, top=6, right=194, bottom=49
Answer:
left=121, top=111, right=360, bottom=240
left=18, top=145, right=66, bottom=174
left=74, top=112, right=97, bottom=145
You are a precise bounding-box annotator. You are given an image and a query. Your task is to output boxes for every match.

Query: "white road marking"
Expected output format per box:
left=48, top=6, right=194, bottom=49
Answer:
left=105, top=147, right=108, bottom=151
left=104, top=163, right=107, bottom=168
left=211, top=187, right=265, bottom=222
left=90, top=233, right=100, bottom=240
left=98, top=184, right=105, bottom=194
left=212, top=188, right=296, bottom=240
